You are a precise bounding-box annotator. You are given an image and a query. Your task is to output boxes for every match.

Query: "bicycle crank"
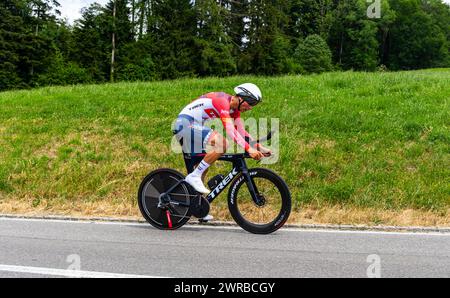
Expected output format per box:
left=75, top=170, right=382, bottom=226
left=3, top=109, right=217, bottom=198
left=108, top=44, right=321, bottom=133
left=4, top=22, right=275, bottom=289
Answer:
left=189, top=195, right=210, bottom=218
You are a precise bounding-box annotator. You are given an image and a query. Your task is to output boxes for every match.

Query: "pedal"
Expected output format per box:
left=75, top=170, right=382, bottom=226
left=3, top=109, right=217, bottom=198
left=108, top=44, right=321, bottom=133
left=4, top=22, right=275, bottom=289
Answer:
left=207, top=174, right=225, bottom=190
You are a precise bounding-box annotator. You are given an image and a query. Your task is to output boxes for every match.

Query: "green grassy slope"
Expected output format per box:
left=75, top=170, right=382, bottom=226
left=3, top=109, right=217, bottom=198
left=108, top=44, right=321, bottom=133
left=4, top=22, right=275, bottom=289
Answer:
left=0, top=69, right=449, bottom=221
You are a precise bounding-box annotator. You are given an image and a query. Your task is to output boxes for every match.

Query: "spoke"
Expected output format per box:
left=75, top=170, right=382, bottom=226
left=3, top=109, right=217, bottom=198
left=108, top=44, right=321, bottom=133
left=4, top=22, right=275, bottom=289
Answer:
left=262, top=208, right=265, bottom=223
left=163, top=175, right=175, bottom=192
left=168, top=193, right=198, bottom=197
left=235, top=176, right=284, bottom=225
left=240, top=198, right=251, bottom=220
left=168, top=205, right=181, bottom=216
left=152, top=174, right=166, bottom=194
left=168, top=213, right=188, bottom=219
left=259, top=208, right=263, bottom=224
left=151, top=208, right=166, bottom=226
left=145, top=195, right=159, bottom=201
left=168, top=205, right=189, bottom=220
left=144, top=183, right=161, bottom=198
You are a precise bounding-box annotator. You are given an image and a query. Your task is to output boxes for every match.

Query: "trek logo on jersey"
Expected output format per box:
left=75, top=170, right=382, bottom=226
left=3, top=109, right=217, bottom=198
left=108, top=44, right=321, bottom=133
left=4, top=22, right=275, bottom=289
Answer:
left=204, top=108, right=219, bottom=119
left=189, top=103, right=204, bottom=111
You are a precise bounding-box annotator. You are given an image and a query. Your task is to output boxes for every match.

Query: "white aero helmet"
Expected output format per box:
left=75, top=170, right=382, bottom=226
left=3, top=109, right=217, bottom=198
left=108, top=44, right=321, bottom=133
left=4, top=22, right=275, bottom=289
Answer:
left=234, top=83, right=262, bottom=106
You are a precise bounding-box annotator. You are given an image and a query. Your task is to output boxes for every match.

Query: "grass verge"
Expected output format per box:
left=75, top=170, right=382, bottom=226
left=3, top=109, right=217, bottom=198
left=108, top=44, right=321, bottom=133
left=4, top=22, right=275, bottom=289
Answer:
left=0, top=69, right=449, bottom=226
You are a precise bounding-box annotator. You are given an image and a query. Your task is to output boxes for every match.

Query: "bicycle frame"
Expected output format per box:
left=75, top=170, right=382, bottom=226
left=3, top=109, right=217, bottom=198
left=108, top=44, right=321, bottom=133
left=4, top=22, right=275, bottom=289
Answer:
left=163, top=131, right=275, bottom=208
left=139, top=130, right=290, bottom=232
left=161, top=153, right=261, bottom=206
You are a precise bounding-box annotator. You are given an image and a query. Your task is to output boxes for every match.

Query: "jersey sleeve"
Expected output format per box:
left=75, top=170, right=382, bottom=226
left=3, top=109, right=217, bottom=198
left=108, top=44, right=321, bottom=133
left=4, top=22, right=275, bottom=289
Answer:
left=234, top=116, right=255, bottom=144
left=211, top=96, right=251, bottom=152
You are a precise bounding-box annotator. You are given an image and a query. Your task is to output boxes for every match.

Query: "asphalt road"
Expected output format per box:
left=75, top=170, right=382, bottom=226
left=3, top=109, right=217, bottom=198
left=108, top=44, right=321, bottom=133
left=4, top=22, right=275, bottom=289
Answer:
left=0, top=217, right=449, bottom=278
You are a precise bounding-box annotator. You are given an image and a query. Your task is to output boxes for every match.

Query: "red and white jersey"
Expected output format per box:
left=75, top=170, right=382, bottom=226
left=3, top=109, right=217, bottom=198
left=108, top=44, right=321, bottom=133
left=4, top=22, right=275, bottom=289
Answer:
left=178, top=92, right=253, bottom=151
left=178, top=92, right=240, bottom=123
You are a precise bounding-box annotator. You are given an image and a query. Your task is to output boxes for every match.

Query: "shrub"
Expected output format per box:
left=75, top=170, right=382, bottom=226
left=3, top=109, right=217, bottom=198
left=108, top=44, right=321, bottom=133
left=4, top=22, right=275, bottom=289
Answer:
left=295, top=34, right=333, bottom=74
left=35, top=51, right=92, bottom=86
left=116, top=57, right=157, bottom=82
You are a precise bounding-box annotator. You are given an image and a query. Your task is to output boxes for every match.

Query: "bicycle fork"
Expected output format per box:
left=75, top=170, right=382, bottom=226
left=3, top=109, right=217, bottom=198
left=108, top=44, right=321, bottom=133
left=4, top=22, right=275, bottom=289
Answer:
left=236, top=159, right=265, bottom=207
left=242, top=168, right=265, bottom=206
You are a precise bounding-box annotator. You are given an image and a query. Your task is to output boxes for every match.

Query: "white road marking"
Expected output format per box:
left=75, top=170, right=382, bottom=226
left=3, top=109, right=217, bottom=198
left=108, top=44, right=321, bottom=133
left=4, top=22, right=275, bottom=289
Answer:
left=281, top=227, right=450, bottom=236
left=0, top=264, right=169, bottom=278
left=0, top=216, right=448, bottom=236
left=186, top=224, right=450, bottom=236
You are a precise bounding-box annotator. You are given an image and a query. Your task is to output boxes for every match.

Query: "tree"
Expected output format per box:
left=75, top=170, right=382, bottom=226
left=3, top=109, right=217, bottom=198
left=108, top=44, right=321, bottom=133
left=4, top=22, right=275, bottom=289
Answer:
left=35, top=49, right=91, bottom=86
left=103, top=0, right=133, bottom=82
left=376, top=0, right=396, bottom=67
left=287, top=0, right=333, bottom=39
left=25, top=0, right=61, bottom=78
left=72, top=3, right=110, bottom=82
left=328, top=0, right=380, bottom=71
left=27, top=0, right=61, bottom=36
left=240, top=0, right=292, bottom=75
left=3, top=0, right=450, bottom=91
left=116, top=36, right=157, bottom=81
left=387, top=0, right=449, bottom=70
left=0, top=0, right=26, bottom=90
left=150, top=0, right=197, bottom=79
left=193, top=0, right=236, bottom=76
left=423, top=0, right=450, bottom=66
left=0, top=0, right=61, bottom=90
left=295, top=34, right=332, bottom=73
left=110, top=0, right=116, bottom=82
left=137, top=0, right=146, bottom=38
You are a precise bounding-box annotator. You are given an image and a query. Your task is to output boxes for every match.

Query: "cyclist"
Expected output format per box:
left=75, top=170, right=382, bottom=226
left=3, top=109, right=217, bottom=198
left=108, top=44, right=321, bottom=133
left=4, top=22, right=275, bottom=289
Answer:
left=173, top=83, right=272, bottom=220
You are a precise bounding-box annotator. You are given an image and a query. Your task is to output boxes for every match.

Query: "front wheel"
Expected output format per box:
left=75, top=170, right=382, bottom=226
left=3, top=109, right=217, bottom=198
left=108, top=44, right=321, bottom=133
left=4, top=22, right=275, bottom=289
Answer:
left=228, top=168, right=291, bottom=234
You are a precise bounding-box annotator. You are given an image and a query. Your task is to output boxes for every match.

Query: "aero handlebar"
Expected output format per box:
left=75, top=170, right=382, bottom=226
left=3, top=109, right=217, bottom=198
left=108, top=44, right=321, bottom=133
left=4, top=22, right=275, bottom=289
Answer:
left=245, top=131, right=274, bottom=147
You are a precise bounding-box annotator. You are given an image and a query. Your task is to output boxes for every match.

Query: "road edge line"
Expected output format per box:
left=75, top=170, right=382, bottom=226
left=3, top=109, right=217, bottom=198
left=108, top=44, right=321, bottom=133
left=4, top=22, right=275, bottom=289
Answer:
left=1, top=213, right=449, bottom=233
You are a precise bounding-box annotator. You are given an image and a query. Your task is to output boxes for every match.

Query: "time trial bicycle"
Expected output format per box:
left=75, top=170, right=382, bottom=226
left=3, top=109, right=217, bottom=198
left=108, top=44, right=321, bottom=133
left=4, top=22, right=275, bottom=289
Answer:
left=137, top=132, right=291, bottom=234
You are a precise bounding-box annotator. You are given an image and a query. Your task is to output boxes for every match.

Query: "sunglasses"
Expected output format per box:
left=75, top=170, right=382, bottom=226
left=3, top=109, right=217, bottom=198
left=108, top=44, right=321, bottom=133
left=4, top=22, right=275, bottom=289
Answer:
left=240, top=96, right=259, bottom=107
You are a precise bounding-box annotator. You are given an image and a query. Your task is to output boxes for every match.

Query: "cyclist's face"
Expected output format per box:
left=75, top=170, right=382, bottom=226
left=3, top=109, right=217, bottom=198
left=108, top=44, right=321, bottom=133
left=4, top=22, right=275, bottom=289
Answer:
left=239, top=100, right=253, bottom=112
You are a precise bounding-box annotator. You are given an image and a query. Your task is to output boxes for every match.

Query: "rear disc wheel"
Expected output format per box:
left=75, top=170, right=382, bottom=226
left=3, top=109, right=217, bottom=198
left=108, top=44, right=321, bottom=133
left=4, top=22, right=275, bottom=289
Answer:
left=138, top=169, right=192, bottom=230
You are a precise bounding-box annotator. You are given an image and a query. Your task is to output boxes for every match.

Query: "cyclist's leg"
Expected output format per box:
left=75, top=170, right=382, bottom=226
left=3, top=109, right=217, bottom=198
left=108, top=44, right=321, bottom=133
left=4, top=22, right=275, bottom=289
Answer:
left=184, top=124, right=218, bottom=194
left=197, top=133, right=229, bottom=221
left=201, top=132, right=229, bottom=181
left=173, top=117, right=213, bottom=157
left=204, top=132, right=228, bottom=163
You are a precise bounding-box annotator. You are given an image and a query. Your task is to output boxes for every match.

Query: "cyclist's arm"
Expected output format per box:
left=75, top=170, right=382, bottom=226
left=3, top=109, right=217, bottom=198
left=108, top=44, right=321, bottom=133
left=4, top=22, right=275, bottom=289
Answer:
left=234, top=117, right=257, bottom=146
left=221, top=117, right=251, bottom=152
left=212, top=97, right=251, bottom=152
left=235, top=115, right=270, bottom=154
